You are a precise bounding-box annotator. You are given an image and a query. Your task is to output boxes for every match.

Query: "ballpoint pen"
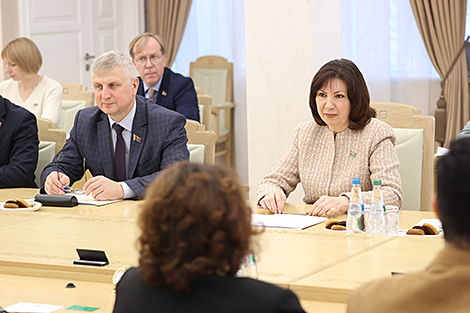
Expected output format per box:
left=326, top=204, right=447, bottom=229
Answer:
left=57, top=151, right=72, bottom=192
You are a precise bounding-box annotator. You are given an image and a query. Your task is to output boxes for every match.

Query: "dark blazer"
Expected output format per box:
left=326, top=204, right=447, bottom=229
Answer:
left=113, top=267, right=306, bottom=313
left=137, top=67, right=200, bottom=122
left=0, top=96, right=38, bottom=188
left=40, top=96, right=189, bottom=198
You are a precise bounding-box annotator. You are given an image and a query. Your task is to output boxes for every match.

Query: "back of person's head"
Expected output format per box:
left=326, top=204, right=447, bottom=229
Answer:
left=309, top=58, right=376, bottom=130
left=436, top=137, right=470, bottom=248
left=129, top=32, right=166, bottom=58
left=2, top=37, right=42, bottom=75
left=138, top=162, right=254, bottom=294
left=91, top=50, right=136, bottom=83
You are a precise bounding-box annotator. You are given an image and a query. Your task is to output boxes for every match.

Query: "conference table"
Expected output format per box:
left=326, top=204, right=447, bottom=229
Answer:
left=0, top=189, right=443, bottom=313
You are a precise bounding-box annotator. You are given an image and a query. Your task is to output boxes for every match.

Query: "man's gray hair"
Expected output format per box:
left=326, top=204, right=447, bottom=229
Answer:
left=91, top=50, right=136, bottom=82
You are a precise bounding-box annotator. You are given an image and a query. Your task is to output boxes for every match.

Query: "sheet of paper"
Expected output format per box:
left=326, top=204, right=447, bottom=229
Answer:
left=70, top=193, right=120, bottom=206
left=435, top=146, right=449, bottom=156
left=5, top=302, right=63, bottom=313
left=251, top=213, right=327, bottom=230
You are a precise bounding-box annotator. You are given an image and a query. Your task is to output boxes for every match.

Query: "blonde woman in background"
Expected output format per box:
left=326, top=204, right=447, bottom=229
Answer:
left=0, top=37, right=62, bottom=125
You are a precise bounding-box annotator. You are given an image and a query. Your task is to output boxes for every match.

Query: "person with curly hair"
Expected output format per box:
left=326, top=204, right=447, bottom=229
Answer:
left=112, top=162, right=305, bottom=313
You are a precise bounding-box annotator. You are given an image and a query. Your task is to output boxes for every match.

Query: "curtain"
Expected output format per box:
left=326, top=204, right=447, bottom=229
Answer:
left=410, top=0, right=469, bottom=147
left=171, top=0, right=236, bottom=76
left=341, top=0, right=440, bottom=122
left=146, top=0, right=193, bottom=67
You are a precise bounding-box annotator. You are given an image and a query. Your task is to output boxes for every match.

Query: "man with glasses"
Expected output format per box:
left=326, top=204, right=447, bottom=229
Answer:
left=129, top=33, right=199, bottom=122
left=41, top=50, right=189, bottom=200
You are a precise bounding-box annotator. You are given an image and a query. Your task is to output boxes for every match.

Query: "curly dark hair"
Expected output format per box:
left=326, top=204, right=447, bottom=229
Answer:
left=137, top=162, right=255, bottom=294
left=309, top=58, right=376, bottom=131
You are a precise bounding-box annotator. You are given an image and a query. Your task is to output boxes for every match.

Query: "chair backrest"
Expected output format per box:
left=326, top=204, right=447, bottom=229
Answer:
left=35, top=141, right=56, bottom=187
left=37, top=117, right=66, bottom=154
left=61, top=100, right=87, bottom=133
left=60, top=82, right=94, bottom=131
left=370, top=102, right=435, bottom=211
left=184, top=120, right=216, bottom=164
left=61, top=82, right=94, bottom=107
left=190, top=56, right=233, bottom=105
left=197, top=94, right=212, bottom=130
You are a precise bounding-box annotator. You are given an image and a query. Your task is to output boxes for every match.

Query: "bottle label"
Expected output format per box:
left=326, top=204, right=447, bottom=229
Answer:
left=348, top=203, right=362, bottom=217
left=370, top=204, right=384, bottom=219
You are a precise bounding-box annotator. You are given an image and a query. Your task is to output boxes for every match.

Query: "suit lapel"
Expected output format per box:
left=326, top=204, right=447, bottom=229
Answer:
left=128, top=98, right=148, bottom=177
left=97, top=112, right=115, bottom=179
left=156, top=67, right=170, bottom=107
left=0, top=99, right=5, bottom=135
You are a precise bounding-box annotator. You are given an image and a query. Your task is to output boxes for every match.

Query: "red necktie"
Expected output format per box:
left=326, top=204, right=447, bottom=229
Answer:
left=113, top=124, right=126, bottom=181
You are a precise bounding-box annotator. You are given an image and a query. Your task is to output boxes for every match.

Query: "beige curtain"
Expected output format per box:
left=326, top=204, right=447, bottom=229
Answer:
left=410, top=0, right=469, bottom=147
left=146, top=0, right=193, bottom=67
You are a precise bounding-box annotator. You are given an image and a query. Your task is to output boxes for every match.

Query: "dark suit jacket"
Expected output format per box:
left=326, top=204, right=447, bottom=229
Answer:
left=0, top=96, right=38, bottom=188
left=137, top=67, right=200, bottom=122
left=113, top=267, right=306, bottom=313
left=40, top=96, right=189, bottom=198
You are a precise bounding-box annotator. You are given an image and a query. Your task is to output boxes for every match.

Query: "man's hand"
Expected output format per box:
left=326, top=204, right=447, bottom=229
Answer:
left=258, top=190, right=286, bottom=214
left=45, top=172, right=70, bottom=195
left=83, top=175, right=124, bottom=200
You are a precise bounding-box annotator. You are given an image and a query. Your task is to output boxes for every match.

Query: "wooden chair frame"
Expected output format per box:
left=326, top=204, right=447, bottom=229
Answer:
left=61, top=82, right=94, bottom=107
left=185, top=120, right=216, bottom=164
left=371, top=102, right=435, bottom=212
left=37, top=117, right=66, bottom=154
left=190, top=56, right=234, bottom=167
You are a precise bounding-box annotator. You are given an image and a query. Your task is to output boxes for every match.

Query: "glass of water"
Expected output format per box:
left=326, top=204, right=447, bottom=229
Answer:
left=385, top=205, right=399, bottom=235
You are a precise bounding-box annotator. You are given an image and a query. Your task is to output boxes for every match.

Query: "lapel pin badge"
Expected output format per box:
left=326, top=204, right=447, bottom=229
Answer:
left=349, top=150, right=356, bottom=158
left=133, top=134, right=142, bottom=143
left=162, top=91, right=167, bottom=96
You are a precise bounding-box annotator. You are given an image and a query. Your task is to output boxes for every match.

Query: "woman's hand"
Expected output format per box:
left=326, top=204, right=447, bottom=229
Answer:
left=259, top=190, right=286, bottom=214
left=308, top=195, right=349, bottom=216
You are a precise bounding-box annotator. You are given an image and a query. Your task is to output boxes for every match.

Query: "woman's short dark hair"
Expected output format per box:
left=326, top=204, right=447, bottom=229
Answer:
left=138, top=162, right=255, bottom=294
left=309, top=58, right=376, bottom=130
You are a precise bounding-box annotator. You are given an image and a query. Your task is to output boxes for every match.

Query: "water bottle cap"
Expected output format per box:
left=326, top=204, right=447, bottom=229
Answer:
left=373, top=179, right=382, bottom=185
left=352, top=178, right=360, bottom=184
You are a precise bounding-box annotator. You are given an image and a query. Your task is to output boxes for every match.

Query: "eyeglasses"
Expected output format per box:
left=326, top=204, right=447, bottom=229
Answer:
left=135, top=55, right=162, bottom=66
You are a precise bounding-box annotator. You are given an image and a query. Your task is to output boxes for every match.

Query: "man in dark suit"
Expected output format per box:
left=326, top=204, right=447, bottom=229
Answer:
left=0, top=95, right=38, bottom=188
left=129, top=32, right=200, bottom=122
left=348, top=137, right=470, bottom=313
left=41, top=50, right=189, bottom=200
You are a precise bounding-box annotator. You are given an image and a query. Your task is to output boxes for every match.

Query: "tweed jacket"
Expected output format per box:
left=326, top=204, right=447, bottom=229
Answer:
left=348, top=244, right=470, bottom=313
left=257, top=118, right=402, bottom=207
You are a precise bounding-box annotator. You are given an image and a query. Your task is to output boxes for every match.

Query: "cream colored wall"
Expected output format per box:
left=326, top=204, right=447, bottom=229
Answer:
left=0, top=0, right=19, bottom=81
left=244, top=0, right=342, bottom=202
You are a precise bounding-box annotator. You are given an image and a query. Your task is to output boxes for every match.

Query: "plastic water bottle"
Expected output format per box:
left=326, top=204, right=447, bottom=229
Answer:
left=346, top=178, right=365, bottom=233
left=236, top=251, right=258, bottom=279
left=367, top=179, right=387, bottom=235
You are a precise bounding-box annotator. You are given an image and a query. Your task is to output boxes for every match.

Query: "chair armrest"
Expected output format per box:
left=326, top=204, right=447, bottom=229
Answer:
left=212, top=102, right=234, bottom=115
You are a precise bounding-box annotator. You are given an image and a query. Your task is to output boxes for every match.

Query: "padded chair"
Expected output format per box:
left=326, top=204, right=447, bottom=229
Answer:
left=34, top=141, right=56, bottom=187
left=370, top=102, right=435, bottom=211
left=37, top=117, right=66, bottom=154
left=60, top=82, right=94, bottom=132
left=190, top=56, right=234, bottom=167
left=185, top=120, right=216, bottom=164
left=197, top=94, right=212, bottom=131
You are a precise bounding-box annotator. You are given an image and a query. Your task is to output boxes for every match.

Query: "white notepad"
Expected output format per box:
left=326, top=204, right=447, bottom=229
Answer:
left=251, top=213, right=327, bottom=230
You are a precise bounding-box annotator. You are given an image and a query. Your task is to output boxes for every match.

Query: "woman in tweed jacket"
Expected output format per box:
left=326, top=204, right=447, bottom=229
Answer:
left=257, top=59, right=402, bottom=216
